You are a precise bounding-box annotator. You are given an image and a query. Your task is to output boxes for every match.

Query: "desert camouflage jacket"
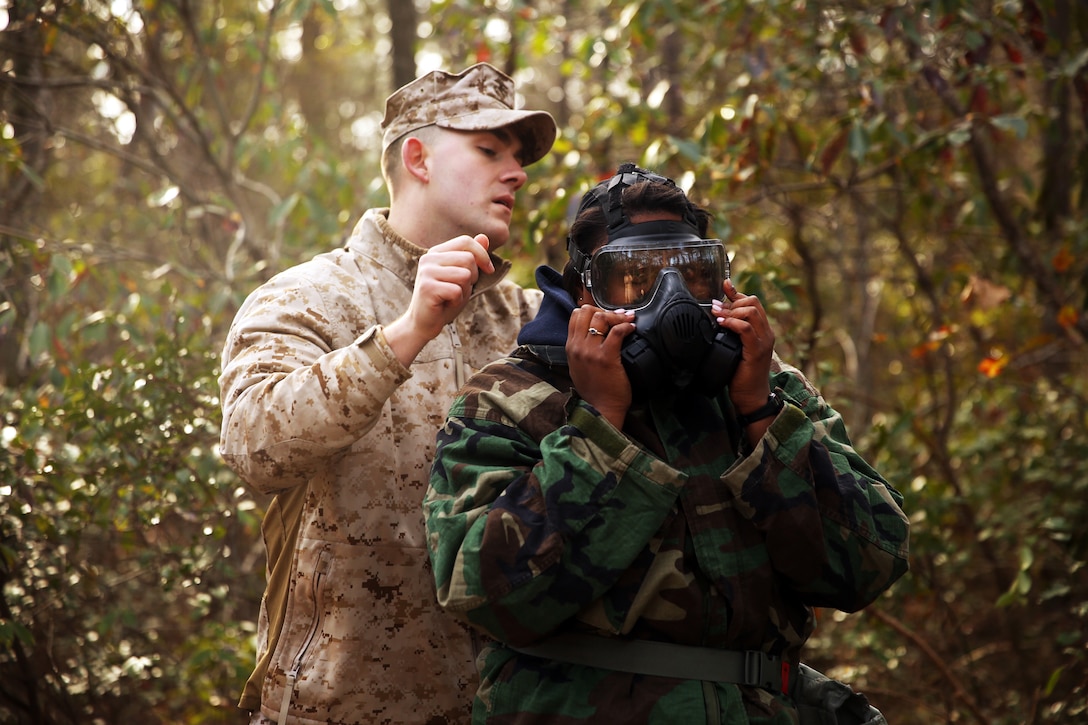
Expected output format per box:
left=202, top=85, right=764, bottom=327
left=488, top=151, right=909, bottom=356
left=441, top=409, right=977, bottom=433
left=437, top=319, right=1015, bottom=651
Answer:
left=219, top=209, right=542, bottom=725
left=424, top=266, right=909, bottom=724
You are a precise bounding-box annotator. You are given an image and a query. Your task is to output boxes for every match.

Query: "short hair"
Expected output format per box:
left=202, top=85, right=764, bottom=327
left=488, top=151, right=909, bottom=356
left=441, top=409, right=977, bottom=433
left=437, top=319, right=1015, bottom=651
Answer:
left=380, top=125, right=441, bottom=197
left=562, top=180, right=712, bottom=298
left=380, top=126, right=526, bottom=198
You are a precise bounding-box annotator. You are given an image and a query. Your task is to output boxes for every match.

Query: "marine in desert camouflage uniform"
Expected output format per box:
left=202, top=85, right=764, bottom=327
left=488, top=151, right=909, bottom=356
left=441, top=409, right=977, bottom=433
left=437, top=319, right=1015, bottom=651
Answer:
left=425, top=169, right=909, bottom=724
left=219, top=63, right=556, bottom=725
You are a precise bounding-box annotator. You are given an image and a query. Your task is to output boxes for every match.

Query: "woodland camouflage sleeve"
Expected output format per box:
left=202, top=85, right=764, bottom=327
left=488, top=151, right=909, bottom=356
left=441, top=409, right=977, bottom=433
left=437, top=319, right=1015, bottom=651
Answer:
left=424, top=364, right=686, bottom=647
left=721, top=363, right=910, bottom=612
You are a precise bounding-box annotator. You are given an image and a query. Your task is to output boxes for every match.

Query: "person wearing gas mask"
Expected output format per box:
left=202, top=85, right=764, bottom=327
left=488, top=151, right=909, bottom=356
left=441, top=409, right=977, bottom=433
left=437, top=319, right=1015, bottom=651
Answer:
left=423, top=164, right=909, bottom=723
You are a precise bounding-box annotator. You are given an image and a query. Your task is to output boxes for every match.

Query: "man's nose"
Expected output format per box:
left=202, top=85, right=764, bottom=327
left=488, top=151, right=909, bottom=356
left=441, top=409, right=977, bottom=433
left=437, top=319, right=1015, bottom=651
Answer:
left=503, top=161, right=528, bottom=191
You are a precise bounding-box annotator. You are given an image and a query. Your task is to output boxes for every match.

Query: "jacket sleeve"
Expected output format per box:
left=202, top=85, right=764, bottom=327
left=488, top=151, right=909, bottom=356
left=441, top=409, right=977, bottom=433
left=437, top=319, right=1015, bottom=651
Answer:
left=720, top=361, right=910, bottom=612
left=218, top=274, right=410, bottom=494
left=424, top=377, right=685, bottom=646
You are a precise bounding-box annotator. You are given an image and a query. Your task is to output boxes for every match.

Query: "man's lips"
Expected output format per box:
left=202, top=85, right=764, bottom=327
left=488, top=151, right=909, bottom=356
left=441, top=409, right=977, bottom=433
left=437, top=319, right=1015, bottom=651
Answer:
left=493, top=195, right=514, bottom=210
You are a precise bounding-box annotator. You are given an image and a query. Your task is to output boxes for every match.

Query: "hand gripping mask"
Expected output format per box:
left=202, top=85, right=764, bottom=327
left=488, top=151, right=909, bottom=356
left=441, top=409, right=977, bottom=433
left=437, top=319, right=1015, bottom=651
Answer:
left=568, top=163, right=742, bottom=397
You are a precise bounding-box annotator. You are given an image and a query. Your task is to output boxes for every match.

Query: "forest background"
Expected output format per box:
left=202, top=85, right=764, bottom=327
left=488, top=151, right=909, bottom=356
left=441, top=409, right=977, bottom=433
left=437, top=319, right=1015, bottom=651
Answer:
left=1, top=0, right=1086, bottom=723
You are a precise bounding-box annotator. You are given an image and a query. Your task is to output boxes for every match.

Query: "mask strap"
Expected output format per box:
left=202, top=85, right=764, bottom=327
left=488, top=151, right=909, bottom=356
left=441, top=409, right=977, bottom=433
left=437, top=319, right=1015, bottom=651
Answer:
left=603, top=163, right=675, bottom=233
left=568, top=239, right=590, bottom=278
left=568, top=162, right=701, bottom=277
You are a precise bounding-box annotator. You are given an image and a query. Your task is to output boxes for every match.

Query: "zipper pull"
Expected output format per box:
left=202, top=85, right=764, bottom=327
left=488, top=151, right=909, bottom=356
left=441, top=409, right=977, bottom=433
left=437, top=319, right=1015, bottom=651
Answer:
left=449, top=324, right=465, bottom=389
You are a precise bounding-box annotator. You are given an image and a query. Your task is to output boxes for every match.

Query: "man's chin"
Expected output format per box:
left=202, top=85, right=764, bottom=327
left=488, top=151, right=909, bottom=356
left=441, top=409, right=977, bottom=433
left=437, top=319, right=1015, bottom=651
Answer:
left=483, top=223, right=510, bottom=251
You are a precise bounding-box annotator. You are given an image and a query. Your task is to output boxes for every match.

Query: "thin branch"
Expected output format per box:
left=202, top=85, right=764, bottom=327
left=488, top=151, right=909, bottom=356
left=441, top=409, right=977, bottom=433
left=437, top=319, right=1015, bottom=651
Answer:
left=916, top=62, right=1086, bottom=346
left=866, top=607, right=990, bottom=725
left=736, top=121, right=959, bottom=211
left=231, top=0, right=283, bottom=146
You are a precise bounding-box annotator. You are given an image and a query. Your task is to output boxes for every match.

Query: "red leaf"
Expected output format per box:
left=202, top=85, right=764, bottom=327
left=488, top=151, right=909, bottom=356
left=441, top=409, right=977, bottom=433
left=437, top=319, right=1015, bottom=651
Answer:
left=1057, top=306, right=1079, bottom=328
left=978, top=356, right=1007, bottom=378
left=1052, top=247, right=1074, bottom=273
left=848, top=29, right=867, bottom=55
left=820, top=128, right=848, bottom=175
left=1002, top=41, right=1023, bottom=64
left=969, top=85, right=990, bottom=115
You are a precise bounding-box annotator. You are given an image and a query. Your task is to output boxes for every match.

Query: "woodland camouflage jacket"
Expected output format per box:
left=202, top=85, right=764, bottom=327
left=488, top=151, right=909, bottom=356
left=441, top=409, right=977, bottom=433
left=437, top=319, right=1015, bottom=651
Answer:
left=424, top=266, right=910, bottom=724
left=219, top=209, right=542, bottom=725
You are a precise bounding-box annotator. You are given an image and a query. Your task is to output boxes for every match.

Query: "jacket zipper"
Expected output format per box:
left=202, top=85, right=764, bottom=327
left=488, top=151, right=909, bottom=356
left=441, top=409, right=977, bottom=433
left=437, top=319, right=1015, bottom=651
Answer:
left=449, top=324, right=465, bottom=390
left=277, top=549, right=331, bottom=725
left=699, top=571, right=721, bottom=725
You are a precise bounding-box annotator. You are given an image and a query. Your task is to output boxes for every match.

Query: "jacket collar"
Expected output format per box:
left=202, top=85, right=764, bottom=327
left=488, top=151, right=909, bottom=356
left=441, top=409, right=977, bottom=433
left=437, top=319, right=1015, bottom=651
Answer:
left=345, top=208, right=512, bottom=296
left=516, top=265, right=574, bottom=364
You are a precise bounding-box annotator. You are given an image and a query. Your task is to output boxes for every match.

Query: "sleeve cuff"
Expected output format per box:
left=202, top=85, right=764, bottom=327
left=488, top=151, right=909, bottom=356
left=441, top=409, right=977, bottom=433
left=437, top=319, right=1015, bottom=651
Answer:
left=356, top=324, right=411, bottom=379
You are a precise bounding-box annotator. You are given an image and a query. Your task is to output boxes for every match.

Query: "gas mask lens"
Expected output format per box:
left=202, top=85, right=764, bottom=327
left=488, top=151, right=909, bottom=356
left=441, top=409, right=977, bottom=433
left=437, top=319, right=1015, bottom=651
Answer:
left=586, top=240, right=728, bottom=310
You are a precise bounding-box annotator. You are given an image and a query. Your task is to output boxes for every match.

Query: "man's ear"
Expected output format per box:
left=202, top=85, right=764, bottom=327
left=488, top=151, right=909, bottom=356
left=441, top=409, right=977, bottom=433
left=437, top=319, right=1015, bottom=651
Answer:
left=570, top=281, right=587, bottom=306
left=400, top=136, right=430, bottom=184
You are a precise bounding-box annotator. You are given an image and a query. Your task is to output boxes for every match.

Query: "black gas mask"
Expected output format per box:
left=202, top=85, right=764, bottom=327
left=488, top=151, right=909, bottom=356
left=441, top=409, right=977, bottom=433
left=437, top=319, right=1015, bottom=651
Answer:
left=568, top=164, right=743, bottom=398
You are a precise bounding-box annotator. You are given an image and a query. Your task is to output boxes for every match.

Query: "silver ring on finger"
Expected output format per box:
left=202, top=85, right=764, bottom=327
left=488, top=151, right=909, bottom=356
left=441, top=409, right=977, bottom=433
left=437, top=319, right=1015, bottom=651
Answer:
left=588, top=327, right=606, bottom=337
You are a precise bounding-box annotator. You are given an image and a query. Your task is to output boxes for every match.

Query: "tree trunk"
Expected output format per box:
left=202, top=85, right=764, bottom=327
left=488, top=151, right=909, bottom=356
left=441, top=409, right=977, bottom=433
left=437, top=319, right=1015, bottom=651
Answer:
left=387, top=0, right=418, bottom=89
left=0, top=0, right=51, bottom=387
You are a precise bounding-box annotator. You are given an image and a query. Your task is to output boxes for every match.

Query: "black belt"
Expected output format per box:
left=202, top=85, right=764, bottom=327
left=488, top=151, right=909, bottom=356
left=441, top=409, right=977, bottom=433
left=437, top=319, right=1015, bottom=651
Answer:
left=509, top=633, right=788, bottom=693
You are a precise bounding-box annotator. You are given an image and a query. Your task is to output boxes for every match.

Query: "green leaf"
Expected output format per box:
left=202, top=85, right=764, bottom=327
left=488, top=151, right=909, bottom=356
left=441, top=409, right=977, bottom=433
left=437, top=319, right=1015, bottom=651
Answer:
left=48, top=254, right=73, bottom=298
left=947, top=127, right=972, bottom=147
left=672, top=138, right=705, bottom=164
left=147, top=185, right=180, bottom=207
left=990, top=114, right=1027, bottom=139
left=28, top=321, right=51, bottom=360
left=1062, top=47, right=1088, bottom=77
left=0, top=303, right=15, bottom=332
left=1044, top=666, right=1064, bottom=696
left=269, top=193, right=300, bottom=228
left=848, top=120, right=869, bottom=161
left=0, top=620, right=35, bottom=648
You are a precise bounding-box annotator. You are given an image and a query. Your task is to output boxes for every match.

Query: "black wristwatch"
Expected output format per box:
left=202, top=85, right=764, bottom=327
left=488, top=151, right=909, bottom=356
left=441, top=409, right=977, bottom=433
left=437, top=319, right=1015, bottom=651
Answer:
left=735, top=392, right=785, bottom=427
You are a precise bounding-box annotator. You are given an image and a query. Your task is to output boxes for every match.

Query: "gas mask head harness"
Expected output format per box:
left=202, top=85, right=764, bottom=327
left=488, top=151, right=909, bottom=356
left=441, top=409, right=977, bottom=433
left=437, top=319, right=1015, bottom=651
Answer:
left=568, top=163, right=742, bottom=397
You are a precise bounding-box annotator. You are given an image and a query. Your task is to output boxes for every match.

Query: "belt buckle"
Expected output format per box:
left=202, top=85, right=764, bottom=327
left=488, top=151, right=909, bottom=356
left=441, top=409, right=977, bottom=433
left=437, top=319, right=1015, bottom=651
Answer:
left=743, top=650, right=782, bottom=691
left=743, top=650, right=764, bottom=688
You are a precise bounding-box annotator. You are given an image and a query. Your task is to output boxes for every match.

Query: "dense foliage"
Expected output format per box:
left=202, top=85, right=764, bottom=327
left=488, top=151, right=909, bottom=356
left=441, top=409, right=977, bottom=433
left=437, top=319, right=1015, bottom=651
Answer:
left=1, top=0, right=1085, bottom=722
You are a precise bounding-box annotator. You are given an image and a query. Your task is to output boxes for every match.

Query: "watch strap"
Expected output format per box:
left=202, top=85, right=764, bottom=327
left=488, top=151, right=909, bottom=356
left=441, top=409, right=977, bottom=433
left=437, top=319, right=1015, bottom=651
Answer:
left=735, top=392, right=784, bottom=427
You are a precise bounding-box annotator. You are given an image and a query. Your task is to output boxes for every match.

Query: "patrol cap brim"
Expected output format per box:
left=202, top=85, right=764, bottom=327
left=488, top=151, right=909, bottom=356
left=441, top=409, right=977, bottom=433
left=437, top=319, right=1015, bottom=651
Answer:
left=433, top=108, right=557, bottom=166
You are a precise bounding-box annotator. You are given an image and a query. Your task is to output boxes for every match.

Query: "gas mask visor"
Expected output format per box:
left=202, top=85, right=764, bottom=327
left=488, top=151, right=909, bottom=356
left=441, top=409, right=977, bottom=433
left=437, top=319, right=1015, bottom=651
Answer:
left=581, top=222, right=729, bottom=311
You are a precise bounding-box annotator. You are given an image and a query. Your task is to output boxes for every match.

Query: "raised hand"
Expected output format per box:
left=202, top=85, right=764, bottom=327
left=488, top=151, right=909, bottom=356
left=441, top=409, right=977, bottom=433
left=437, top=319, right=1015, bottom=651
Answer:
left=385, top=233, right=495, bottom=366
left=712, top=279, right=776, bottom=417
left=566, top=304, right=636, bottom=429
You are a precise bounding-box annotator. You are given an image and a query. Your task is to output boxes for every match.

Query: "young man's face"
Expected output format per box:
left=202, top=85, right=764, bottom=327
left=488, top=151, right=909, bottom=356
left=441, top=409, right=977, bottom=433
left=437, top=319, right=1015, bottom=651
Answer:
left=421, top=128, right=529, bottom=249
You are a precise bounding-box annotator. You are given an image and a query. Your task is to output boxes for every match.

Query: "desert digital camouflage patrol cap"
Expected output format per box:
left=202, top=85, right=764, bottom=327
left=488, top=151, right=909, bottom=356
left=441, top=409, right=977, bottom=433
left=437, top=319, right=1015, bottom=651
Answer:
left=381, top=62, right=557, bottom=165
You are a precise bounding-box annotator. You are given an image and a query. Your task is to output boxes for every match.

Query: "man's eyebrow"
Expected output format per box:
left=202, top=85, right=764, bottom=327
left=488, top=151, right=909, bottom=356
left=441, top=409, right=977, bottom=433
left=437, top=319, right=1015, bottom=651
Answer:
left=490, top=128, right=514, bottom=144
left=485, top=127, right=527, bottom=162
